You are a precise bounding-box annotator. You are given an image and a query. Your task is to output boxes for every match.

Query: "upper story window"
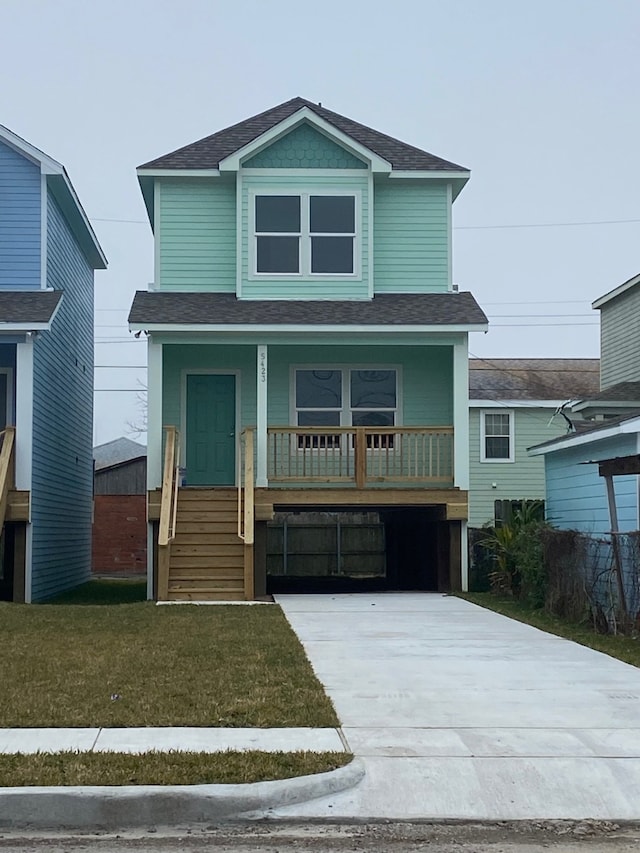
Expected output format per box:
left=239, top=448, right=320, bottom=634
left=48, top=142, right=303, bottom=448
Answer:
left=254, top=193, right=356, bottom=276
left=480, top=411, right=514, bottom=462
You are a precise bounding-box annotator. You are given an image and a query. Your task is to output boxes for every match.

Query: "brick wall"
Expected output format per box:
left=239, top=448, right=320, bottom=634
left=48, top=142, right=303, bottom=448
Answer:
left=92, top=495, right=146, bottom=575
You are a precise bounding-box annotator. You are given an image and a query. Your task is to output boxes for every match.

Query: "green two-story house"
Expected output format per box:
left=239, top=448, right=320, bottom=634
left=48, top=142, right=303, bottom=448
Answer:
left=129, top=97, right=487, bottom=601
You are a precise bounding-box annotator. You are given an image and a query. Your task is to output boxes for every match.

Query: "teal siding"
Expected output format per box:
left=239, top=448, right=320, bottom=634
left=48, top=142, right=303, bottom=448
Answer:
left=30, top=193, right=94, bottom=601
left=244, top=124, right=366, bottom=169
left=159, top=176, right=236, bottom=291
left=544, top=434, right=639, bottom=536
left=241, top=173, right=369, bottom=299
left=162, top=343, right=452, bottom=433
left=162, top=345, right=257, bottom=435
left=0, top=141, right=41, bottom=289
left=374, top=178, right=448, bottom=293
left=469, top=407, right=569, bottom=527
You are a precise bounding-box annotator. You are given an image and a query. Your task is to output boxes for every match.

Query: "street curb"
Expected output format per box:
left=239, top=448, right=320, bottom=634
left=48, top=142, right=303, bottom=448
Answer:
left=0, top=758, right=364, bottom=830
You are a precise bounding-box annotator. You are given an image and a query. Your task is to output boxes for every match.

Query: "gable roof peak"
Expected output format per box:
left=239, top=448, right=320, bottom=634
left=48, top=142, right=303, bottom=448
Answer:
left=138, top=97, right=469, bottom=173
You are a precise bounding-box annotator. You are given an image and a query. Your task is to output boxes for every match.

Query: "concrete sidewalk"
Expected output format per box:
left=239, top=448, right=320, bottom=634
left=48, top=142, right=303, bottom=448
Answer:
left=0, top=727, right=345, bottom=754
left=271, top=593, right=640, bottom=821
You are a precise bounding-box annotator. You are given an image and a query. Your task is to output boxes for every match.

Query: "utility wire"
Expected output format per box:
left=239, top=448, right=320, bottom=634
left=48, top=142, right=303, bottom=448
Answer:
left=89, top=215, right=640, bottom=230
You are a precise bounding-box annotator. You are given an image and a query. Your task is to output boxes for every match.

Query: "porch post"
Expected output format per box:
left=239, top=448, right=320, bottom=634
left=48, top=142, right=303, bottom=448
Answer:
left=147, top=338, right=163, bottom=492
left=256, top=344, right=268, bottom=487
left=16, top=335, right=34, bottom=603
left=147, top=338, right=163, bottom=601
left=452, top=337, right=469, bottom=491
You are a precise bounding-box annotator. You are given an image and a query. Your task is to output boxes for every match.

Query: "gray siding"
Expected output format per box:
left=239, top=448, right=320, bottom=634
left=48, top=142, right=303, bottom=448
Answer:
left=30, top=193, right=94, bottom=601
left=0, top=140, right=41, bottom=289
left=94, top=458, right=147, bottom=495
left=600, top=286, right=640, bottom=388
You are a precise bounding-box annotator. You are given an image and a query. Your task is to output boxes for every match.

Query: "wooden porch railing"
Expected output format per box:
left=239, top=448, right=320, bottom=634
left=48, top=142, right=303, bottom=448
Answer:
left=267, top=426, right=454, bottom=487
left=0, top=427, right=15, bottom=532
left=238, top=428, right=255, bottom=599
left=158, top=426, right=180, bottom=600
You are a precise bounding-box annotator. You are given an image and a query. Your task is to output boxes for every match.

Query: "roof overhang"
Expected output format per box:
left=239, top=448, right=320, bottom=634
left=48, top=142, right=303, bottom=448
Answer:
left=131, top=322, right=486, bottom=335
left=572, top=399, right=640, bottom=413
left=528, top=415, right=640, bottom=456
left=218, top=107, right=392, bottom=174
left=0, top=290, right=63, bottom=331
left=470, top=399, right=565, bottom=408
left=0, top=125, right=107, bottom=270
left=592, top=272, right=640, bottom=309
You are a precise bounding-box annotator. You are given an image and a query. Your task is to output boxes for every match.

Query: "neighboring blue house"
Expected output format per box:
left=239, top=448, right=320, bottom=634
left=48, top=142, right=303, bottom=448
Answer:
left=0, top=125, right=107, bottom=602
left=529, top=273, right=640, bottom=536
left=529, top=414, right=640, bottom=535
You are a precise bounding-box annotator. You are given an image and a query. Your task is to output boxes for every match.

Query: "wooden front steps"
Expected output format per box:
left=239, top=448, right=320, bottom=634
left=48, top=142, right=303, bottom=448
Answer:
left=167, top=488, right=245, bottom=601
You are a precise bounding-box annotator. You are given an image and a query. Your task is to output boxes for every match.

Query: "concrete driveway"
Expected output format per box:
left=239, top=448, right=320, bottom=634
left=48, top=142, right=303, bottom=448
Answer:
left=273, top=593, right=640, bottom=820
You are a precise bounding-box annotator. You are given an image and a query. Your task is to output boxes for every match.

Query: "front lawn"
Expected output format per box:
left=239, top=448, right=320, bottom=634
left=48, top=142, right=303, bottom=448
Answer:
left=0, top=594, right=338, bottom=728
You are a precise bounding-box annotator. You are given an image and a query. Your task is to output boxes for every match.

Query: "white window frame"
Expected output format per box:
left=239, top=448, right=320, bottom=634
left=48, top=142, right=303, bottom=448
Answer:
left=249, top=188, right=360, bottom=280
left=291, top=365, right=401, bottom=447
left=480, top=409, right=515, bottom=463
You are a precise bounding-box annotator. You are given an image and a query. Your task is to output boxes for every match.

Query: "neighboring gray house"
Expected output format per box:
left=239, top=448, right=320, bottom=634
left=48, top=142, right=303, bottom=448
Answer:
left=468, top=358, right=600, bottom=527
left=94, top=437, right=147, bottom=495
left=93, top=438, right=146, bottom=576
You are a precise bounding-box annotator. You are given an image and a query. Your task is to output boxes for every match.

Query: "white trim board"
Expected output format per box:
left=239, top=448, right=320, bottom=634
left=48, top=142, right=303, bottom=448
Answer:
left=219, top=108, right=391, bottom=173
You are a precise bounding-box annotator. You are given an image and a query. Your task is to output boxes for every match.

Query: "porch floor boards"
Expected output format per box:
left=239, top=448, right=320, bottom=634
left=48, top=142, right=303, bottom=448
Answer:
left=167, top=488, right=245, bottom=601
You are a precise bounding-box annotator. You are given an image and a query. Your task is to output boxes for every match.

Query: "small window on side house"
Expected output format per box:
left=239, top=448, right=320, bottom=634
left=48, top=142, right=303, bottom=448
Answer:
left=481, top=411, right=514, bottom=462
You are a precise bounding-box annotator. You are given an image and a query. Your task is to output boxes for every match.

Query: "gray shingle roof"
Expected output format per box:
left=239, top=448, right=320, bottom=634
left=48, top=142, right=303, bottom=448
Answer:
left=469, top=358, right=601, bottom=401
left=129, top=291, right=487, bottom=328
left=139, top=97, right=468, bottom=172
left=94, top=437, right=146, bottom=471
left=582, top=381, right=640, bottom=401
left=0, top=291, right=63, bottom=325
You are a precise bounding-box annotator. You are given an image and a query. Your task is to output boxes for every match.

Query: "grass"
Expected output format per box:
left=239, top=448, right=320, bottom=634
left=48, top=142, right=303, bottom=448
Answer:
left=461, top=592, right=640, bottom=668
left=0, top=582, right=339, bottom=728
left=0, top=750, right=351, bottom=787
left=47, top=579, right=147, bottom=605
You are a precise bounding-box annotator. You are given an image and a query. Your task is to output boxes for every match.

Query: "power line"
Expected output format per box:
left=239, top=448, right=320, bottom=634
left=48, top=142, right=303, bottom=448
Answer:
left=455, top=217, right=640, bottom=231
left=89, top=215, right=640, bottom=230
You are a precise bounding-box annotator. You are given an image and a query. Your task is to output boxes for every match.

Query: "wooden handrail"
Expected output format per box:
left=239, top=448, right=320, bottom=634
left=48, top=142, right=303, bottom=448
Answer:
left=238, top=428, right=255, bottom=546
left=158, top=426, right=179, bottom=547
left=0, top=427, right=15, bottom=533
left=238, top=428, right=255, bottom=601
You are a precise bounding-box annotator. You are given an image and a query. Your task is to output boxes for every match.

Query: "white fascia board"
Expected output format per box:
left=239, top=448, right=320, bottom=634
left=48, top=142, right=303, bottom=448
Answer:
left=389, top=170, right=471, bottom=180
left=130, top=322, right=488, bottom=334
left=469, top=399, right=564, bottom=408
left=136, top=168, right=221, bottom=177
left=49, top=171, right=108, bottom=269
left=0, top=124, right=63, bottom=173
left=592, top=272, right=640, bottom=309
left=219, top=107, right=392, bottom=173
left=528, top=416, right=640, bottom=456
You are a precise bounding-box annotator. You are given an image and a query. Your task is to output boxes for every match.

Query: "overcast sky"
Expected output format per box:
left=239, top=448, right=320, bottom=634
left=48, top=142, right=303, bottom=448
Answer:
left=1, top=0, right=638, bottom=445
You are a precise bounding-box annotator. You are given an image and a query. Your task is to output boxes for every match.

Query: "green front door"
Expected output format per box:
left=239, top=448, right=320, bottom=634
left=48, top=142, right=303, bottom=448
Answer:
left=186, top=374, right=236, bottom=486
